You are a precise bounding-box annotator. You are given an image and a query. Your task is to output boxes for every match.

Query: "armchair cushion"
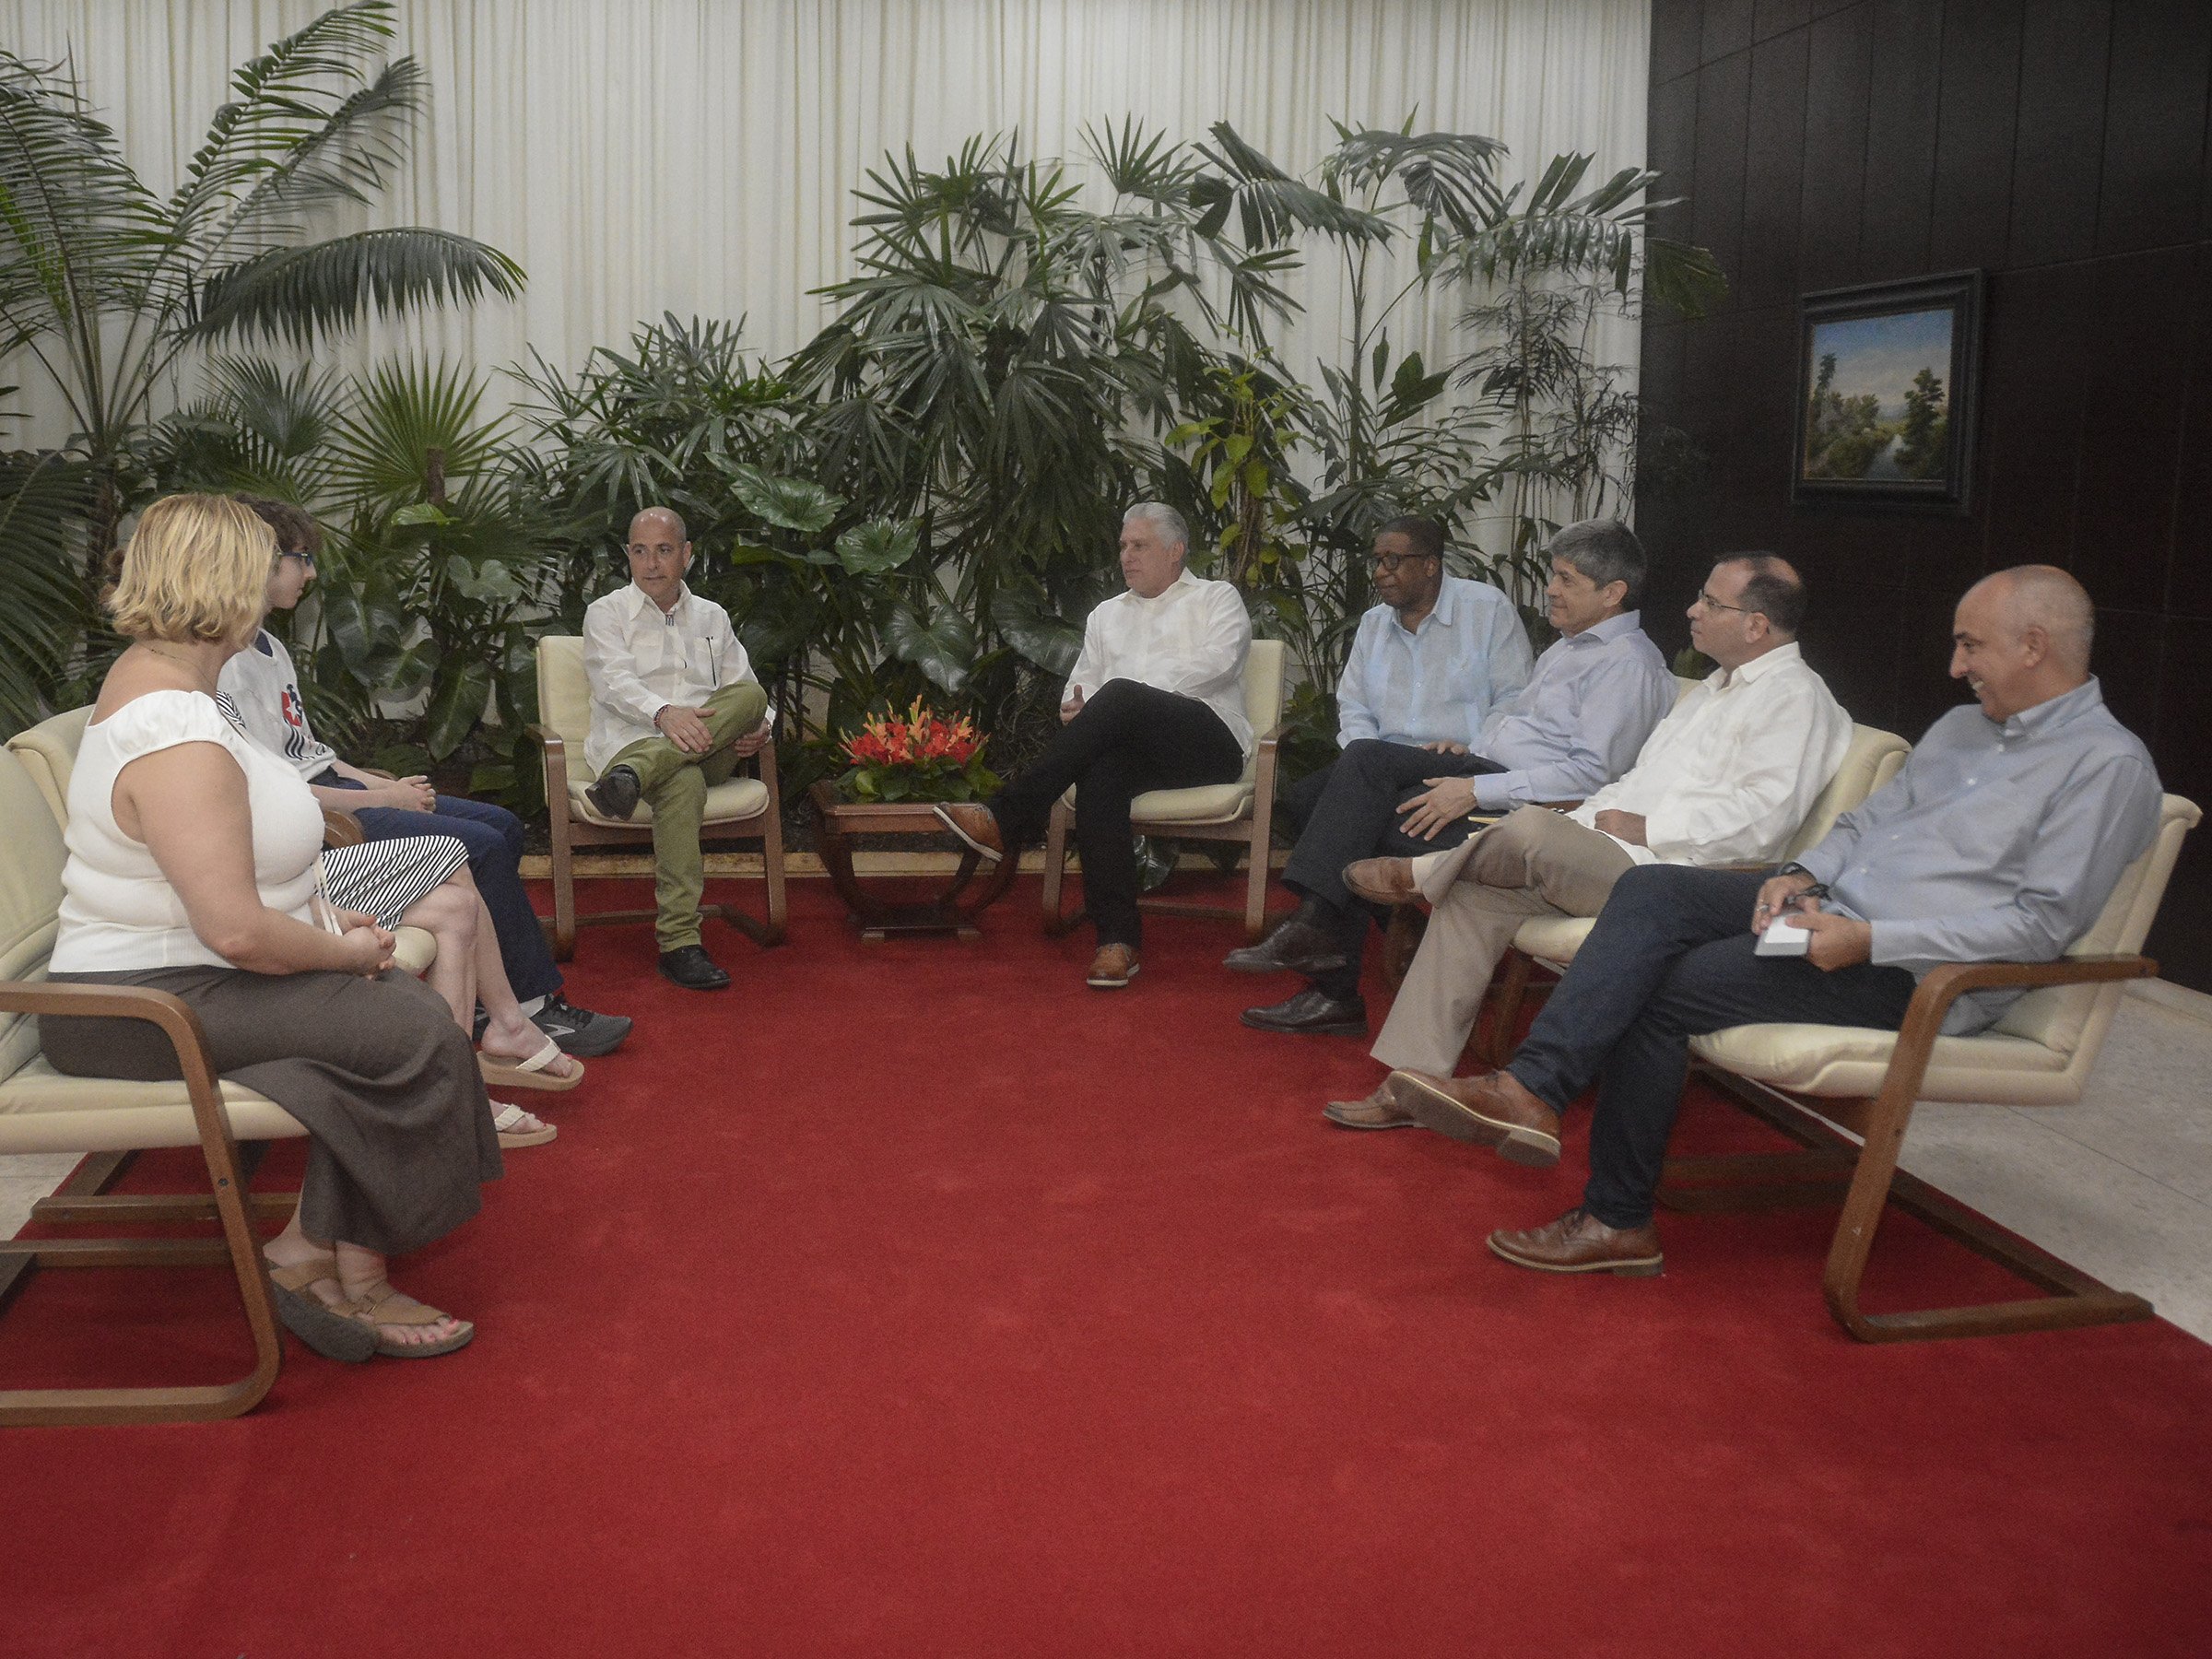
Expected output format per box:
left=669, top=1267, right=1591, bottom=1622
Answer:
left=566, top=775, right=770, bottom=829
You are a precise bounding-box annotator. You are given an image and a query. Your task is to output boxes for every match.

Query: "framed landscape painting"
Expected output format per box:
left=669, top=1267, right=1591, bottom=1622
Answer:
left=1791, top=271, right=1983, bottom=512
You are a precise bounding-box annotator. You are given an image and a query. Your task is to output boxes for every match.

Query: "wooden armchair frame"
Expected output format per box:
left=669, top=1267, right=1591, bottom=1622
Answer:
left=533, top=722, right=786, bottom=961
left=0, top=982, right=297, bottom=1427
left=1668, top=954, right=2159, bottom=1344
left=1040, top=720, right=1285, bottom=944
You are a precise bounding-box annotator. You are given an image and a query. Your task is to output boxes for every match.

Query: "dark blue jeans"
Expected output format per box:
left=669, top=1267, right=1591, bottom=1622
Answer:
left=1507, top=864, right=1919, bottom=1230
left=317, top=773, right=562, bottom=1004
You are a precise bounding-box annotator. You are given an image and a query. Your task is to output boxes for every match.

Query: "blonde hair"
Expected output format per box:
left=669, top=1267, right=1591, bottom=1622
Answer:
left=105, top=494, right=276, bottom=646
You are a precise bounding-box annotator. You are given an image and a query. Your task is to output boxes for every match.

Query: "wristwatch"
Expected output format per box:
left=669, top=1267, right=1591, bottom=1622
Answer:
left=1775, top=861, right=1830, bottom=900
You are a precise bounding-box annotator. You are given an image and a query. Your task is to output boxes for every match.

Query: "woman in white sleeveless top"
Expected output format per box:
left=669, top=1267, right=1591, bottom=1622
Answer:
left=39, top=495, right=500, bottom=1362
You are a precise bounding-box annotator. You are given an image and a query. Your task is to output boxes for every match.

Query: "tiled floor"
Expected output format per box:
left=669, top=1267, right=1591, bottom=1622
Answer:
left=6, top=985, right=2210, bottom=1341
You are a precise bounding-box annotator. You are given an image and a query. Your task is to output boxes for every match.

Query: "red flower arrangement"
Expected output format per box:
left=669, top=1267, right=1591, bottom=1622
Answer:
left=838, top=696, right=1001, bottom=803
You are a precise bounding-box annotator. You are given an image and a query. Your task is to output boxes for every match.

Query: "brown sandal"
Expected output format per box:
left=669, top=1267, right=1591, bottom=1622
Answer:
left=266, top=1253, right=378, bottom=1363
left=343, top=1284, right=477, bottom=1359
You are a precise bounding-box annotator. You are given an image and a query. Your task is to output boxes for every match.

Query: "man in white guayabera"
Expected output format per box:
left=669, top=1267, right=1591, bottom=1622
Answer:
left=934, top=503, right=1252, bottom=990
left=579, top=506, right=771, bottom=992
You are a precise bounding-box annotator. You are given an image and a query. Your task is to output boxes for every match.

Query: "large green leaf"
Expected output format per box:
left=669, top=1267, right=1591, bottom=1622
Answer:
left=989, top=583, right=1081, bottom=677
left=885, top=600, right=974, bottom=694
left=423, top=655, right=495, bottom=759
left=834, top=517, right=919, bottom=576
left=724, top=462, right=841, bottom=533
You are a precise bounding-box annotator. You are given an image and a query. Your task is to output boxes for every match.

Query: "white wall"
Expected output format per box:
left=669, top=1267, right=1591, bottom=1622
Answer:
left=2, top=0, right=1650, bottom=478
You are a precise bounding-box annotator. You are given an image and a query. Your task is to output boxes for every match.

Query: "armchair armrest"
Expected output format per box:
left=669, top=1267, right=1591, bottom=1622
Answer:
left=531, top=722, right=571, bottom=786
left=0, top=978, right=234, bottom=1144
left=322, top=806, right=364, bottom=849
left=1861, top=954, right=2157, bottom=1126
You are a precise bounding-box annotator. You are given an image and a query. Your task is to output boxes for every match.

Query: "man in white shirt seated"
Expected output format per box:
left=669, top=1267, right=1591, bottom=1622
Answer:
left=1274, top=515, right=1533, bottom=840
left=935, top=503, right=1252, bottom=990
left=580, top=507, right=771, bottom=991
left=1323, top=554, right=1851, bottom=1127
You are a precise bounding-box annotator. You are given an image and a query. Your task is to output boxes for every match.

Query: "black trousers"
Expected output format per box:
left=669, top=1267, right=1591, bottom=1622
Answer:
left=1506, top=865, right=1920, bottom=1230
left=991, top=679, right=1243, bottom=947
left=1277, top=737, right=1506, bottom=997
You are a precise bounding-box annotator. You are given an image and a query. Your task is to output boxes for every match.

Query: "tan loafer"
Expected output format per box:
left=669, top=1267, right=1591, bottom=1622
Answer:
left=1087, top=943, right=1139, bottom=988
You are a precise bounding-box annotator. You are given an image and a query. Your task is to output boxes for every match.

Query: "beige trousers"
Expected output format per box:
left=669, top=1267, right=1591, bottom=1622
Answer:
left=1369, top=806, right=1637, bottom=1076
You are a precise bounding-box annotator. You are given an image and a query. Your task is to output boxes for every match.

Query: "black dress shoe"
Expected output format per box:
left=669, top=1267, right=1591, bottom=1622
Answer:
left=657, top=945, right=731, bottom=991
left=1241, top=988, right=1369, bottom=1036
left=585, top=765, right=642, bottom=820
left=1222, top=915, right=1348, bottom=976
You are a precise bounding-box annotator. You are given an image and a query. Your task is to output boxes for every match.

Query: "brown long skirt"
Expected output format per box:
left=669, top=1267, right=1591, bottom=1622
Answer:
left=40, top=965, right=502, bottom=1257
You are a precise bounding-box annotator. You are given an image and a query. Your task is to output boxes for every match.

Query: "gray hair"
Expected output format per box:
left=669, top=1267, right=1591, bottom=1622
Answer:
left=1547, top=518, right=1647, bottom=606
left=1123, top=501, right=1189, bottom=553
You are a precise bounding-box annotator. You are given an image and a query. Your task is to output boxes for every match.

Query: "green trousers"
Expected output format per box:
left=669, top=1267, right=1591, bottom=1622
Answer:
left=604, top=680, right=770, bottom=950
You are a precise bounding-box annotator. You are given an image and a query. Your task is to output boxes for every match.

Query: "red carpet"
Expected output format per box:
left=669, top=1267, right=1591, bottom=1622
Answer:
left=5, top=876, right=2211, bottom=1658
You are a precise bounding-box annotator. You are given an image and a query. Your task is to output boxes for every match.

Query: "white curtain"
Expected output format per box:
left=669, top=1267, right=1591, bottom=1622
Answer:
left=2, top=0, right=1649, bottom=452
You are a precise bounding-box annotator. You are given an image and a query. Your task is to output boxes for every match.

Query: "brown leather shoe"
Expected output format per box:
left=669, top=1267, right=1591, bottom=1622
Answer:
left=1488, top=1206, right=1663, bottom=1276
left=1384, top=1068, right=1562, bottom=1167
left=1321, top=1084, right=1418, bottom=1129
left=1086, top=943, right=1139, bottom=988
left=934, top=802, right=1005, bottom=862
left=1343, top=856, right=1419, bottom=906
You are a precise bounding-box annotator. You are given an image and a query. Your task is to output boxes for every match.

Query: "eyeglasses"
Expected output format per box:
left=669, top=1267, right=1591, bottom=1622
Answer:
left=1695, top=589, right=1756, bottom=616
left=1369, top=552, right=1438, bottom=574
left=276, top=550, right=316, bottom=571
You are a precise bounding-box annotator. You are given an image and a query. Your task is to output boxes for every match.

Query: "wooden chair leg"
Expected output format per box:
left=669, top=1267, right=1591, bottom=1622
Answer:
left=1041, top=803, right=1078, bottom=935
left=1241, top=832, right=1268, bottom=942
left=549, top=810, right=578, bottom=961
left=1484, top=949, right=1535, bottom=1068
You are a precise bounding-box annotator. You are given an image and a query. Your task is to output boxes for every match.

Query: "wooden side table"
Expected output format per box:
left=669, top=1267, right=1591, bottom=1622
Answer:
left=807, top=782, right=1021, bottom=939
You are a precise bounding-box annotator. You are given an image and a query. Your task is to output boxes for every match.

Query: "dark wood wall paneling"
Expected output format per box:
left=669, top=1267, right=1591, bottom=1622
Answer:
left=1640, top=0, right=2212, bottom=986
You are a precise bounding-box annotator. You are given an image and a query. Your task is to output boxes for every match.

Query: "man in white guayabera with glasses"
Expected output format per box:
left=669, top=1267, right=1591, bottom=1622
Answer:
left=580, top=506, right=771, bottom=992
left=934, top=502, right=1251, bottom=991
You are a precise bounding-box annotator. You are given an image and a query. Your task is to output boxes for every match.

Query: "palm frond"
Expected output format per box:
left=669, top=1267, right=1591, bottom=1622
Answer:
left=0, top=52, right=170, bottom=417
left=1191, top=123, right=1388, bottom=250
left=1322, top=124, right=1511, bottom=232
left=166, top=3, right=410, bottom=264
left=330, top=357, right=507, bottom=512
left=184, top=228, right=525, bottom=347
left=0, top=448, right=92, bottom=728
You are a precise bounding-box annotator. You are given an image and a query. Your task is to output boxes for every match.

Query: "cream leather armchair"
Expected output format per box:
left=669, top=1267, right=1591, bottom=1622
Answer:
left=533, top=635, right=786, bottom=960
left=1675, top=793, right=2199, bottom=1343
left=1040, top=639, right=1288, bottom=943
left=1477, top=720, right=1912, bottom=1066
left=0, top=740, right=300, bottom=1425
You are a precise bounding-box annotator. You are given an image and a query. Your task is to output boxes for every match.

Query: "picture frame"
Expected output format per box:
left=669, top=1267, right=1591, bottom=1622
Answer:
left=1791, top=271, right=1983, bottom=512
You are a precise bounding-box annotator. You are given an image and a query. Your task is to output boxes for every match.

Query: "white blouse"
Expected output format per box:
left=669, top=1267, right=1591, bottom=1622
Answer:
left=51, top=688, right=327, bottom=972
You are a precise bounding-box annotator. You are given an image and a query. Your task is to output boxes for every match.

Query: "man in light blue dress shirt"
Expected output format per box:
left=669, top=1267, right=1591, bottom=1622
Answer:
left=1231, top=520, right=1676, bottom=1036
left=1271, top=516, right=1535, bottom=838
left=1386, top=566, right=2165, bottom=1278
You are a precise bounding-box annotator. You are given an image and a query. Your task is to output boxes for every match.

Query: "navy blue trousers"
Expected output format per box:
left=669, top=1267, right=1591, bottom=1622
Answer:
left=1507, top=864, right=1918, bottom=1230
left=318, top=775, right=563, bottom=1004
